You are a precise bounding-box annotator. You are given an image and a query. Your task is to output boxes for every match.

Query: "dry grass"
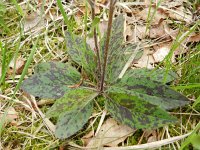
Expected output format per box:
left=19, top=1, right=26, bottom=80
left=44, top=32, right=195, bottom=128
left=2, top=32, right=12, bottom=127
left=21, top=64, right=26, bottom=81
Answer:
left=0, top=0, right=199, bottom=149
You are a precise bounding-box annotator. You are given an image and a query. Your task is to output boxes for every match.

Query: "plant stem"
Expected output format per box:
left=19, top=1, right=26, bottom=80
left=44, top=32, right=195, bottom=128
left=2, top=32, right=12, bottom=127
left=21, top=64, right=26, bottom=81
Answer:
left=100, top=0, right=116, bottom=91
left=88, top=0, right=102, bottom=88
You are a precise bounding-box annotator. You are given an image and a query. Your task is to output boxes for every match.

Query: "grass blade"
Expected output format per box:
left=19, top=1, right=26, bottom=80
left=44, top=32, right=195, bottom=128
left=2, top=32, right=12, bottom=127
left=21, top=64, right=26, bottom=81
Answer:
left=56, top=0, right=72, bottom=34
left=13, top=37, right=39, bottom=95
left=10, top=0, right=24, bottom=16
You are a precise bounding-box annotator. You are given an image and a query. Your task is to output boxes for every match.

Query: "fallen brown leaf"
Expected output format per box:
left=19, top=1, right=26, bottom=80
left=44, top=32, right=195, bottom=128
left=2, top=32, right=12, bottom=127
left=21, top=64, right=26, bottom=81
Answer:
left=145, top=0, right=184, bottom=8
left=24, top=12, right=45, bottom=32
left=133, top=48, right=155, bottom=69
left=166, top=6, right=193, bottom=23
left=137, top=7, right=167, bottom=25
left=9, top=57, right=25, bottom=75
left=126, top=25, right=146, bottom=42
left=0, top=107, right=18, bottom=126
left=134, top=25, right=146, bottom=40
left=153, top=47, right=170, bottom=62
left=82, top=130, right=95, bottom=146
left=149, top=21, right=168, bottom=39
left=126, top=21, right=171, bottom=42
left=125, top=25, right=133, bottom=42
left=153, top=42, right=175, bottom=63
left=147, top=135, right=157, bottom=143
left=143, top=130, right=158, bottom=143
left=97, top=0, right=108, bottom=5
left=161, top=0, right=184, bottom=8
left=187, top=34, right=200, bottom=42
left=85, top=118, right=135, bottom=148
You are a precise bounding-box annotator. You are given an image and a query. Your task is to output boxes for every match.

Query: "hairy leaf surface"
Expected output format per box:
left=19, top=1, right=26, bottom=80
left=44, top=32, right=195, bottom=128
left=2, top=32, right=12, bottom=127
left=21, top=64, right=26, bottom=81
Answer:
left=108, top=77, right=189, bottom=110
left=46, top=88, right=98, bottom=118
left=106, top=92, right=176, bottom=129
left=55, top=101, right=93, bottom=139
left=21, top=62, right=81, bottom=99
left=65, top=32, right=96, bottom=78
left=122, top=68, right=178, bottom=83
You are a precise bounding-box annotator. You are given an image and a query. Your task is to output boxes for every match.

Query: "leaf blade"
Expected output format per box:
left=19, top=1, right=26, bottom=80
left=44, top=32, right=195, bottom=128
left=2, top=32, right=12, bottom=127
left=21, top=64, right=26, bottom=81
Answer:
left=101, top=15, right=143, bottom=83
left=108, top=77, right=189, bottom=110
left=21, top=62, right=81, bottom=99
left=65, top=32, right=96, bottom=77
left=100, top=15, right=124, bottom=83
left=122, top=68, right=178, bottom=83
left=55, top=101, right=93, bottom=139
left=46, top=88, right=98, bottom=118
left=105, top=92, right=176, bottom=129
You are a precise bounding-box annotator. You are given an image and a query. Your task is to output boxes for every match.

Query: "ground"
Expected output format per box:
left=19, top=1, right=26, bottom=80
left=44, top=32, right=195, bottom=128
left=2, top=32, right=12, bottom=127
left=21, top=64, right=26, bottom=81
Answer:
left=0, top=0, right=200, bottom=150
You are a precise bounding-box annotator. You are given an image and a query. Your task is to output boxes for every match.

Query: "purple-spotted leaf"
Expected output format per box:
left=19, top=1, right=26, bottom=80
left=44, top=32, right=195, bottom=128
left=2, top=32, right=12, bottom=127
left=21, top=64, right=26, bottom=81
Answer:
left=21, top=62, right=81, bottom=99
left=122, top=68, right=178, bottom=83
left=101, top=15, right=124, bottom=83
left=106, top=44, right=143, bottom=83
left=55, top=101, right=93, bottom=139
left=34, top=61, right=72, bottom=74
left=65, top=32, right=96, bottom=78
left=105, top=92, right=176, bottom=129
left=108, top=77, right=189, bottom=110
left=101, top=15, right=124, bottom=58
left=46, top=88, right=98, bottom=118
left=101, top=15, right=143, bottom=83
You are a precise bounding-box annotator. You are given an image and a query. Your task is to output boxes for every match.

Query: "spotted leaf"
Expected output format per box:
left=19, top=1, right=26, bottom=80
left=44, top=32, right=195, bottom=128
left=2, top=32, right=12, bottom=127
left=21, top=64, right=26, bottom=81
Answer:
left=21, top=62, right=81, bottom=99
left=101, top=15, right=143, bottom=83
left=65, top=32, right=96, bottom=78
left=101, top=15, right=124, bottom=83
left=55, top=101, right=93, bottom=139
left=46, top=88, right=98, bottom=118
left=105, top=92, right=176, bottom=129
left=107, top=77, right=189, bottom=110
left=106, top=44, right=143, bottom=84
left=122, top=68, right=178, bottom=84
left=34, top=61, right=73, bottom=74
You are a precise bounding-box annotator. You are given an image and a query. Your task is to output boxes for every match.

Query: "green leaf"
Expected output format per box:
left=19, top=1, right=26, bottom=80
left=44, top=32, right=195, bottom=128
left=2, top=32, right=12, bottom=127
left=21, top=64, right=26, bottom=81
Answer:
left=101, top=15, right=124, bottom=56
left=108, top=77, right=189, bottom=110
left=180, top=123, right=200, bottom=150
left=180, top=133, right=200, bottom=150
left=191, top=134, right=200, bottom=149
left=107, top=44, right=143, bottom=83
left=21, top=62, right=81, bottom=99
left=101, top=15, right=143, bottom=83
left=192, top=96, right=200, bottom=108
left=46, top=88, right=98, bottom=118
left=100, top=15, right=124, bottom=83
left=65, top=32, right=96, bottom=77
left=55, top=101, right=93, bottom=139
left=34, top=61, right=72, bottom=73
left=122, top=68, right=178, bottom=83
left=105, top=92, right=176, bottom=129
